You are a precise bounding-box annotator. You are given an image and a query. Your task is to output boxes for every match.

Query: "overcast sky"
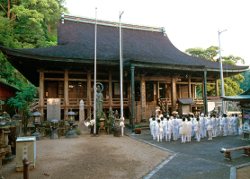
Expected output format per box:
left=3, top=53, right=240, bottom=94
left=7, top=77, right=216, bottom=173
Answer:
left=65, top=0, right=250, bottom=67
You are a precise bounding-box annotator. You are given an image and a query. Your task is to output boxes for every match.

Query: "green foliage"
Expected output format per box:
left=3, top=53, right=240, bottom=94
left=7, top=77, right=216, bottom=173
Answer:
left=75, top=129, right=82, bottom=135
left=7, top=84, right=37, bottom=134
left=185, top=46, right=245, bottom=97
left=238, top=69, right=250, bottom=92
left=0, top=0, right=66, bottom=89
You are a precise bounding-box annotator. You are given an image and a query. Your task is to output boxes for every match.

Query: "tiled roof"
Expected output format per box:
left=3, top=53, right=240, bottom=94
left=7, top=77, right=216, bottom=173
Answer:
left=0, top=14, right=248, bottom=71
left=178, top=98, right=196, bottom=104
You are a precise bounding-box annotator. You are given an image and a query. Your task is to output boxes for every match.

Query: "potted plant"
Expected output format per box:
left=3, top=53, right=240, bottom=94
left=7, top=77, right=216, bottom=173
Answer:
left=135, top=126, right=141, bottom=134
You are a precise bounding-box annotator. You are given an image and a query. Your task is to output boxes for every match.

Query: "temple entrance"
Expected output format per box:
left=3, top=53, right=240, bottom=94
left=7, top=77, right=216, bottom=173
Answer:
left=45, top=82, right=58, bottom=98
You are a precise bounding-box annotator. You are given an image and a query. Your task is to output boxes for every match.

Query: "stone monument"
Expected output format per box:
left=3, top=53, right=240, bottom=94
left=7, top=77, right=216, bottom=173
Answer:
left=47, top=98, right=61, bottom=120
left=78, top=100, right=89, bottom=134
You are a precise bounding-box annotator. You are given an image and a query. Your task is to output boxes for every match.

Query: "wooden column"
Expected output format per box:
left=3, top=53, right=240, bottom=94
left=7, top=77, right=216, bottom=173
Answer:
left=204, top=71, right=208, bottom=115
left=87, top=71, right=92, bottom=118
left=215, top=79, right=219, bottom=96
left=140, top=74, right=146, bottom=121
left=131, top=66, right=135, bottom=132
left=39, top=70, right=44, bottom=122
left=188, top=75, right=192, bottom=98
left=171, top=76, right=177, bottom=111
left=178, top=85, right=182, bottom=99
left=109, top=72, right=113, bottom=106
left=157, top=81, right=160, bottom=99
left=64, top=69, right=69, bottom=120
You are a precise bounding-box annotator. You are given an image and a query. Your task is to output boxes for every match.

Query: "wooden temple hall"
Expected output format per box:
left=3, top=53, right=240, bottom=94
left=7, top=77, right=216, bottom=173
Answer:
left=0, top=14, right=248, bottom=122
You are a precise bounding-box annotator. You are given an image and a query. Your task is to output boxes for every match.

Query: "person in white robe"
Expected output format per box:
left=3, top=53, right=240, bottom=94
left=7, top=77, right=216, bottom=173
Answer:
left=179, top=114, right=188, bottom=143
left=194, top=117, right=201, bottom=142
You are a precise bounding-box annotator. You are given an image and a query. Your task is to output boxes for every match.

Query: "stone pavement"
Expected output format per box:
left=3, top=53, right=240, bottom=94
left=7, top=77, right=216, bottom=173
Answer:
left=125, top=128, right=250, bottom=179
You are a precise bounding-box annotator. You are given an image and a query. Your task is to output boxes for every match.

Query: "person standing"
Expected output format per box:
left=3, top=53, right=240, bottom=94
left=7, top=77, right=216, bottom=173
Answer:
left=194, top=117, right=201, bottom=142
left=230, top=114, right=235, bottom=134
left=172, top=111, right=179, bottom=141
left=151, top=117, right=157, bottom=140
left=165, top=115, right=172, bottom=141
left=212, top=114, right=217, bottom=137
left=222, top=113, right=229, bottom=136
left=206, top=116, right=213, bottom=140
left=234, top=113, right=240, bottom=135
left=156, top=118, right=163, bottom=142
left=179, top=114, right=188, bottom=143
left=186, top=117, right=193, bottom=142
left=200, top=113, right=207, bottom=138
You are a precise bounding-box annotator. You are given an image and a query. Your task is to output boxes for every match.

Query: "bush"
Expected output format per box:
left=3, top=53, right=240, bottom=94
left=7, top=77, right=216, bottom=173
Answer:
left=75, top=129, right=82, bottom=135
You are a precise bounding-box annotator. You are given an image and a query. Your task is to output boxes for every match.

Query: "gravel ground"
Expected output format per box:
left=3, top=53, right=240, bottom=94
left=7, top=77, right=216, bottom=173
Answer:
left=1, top=135, right=171, bottom=179
left=237, top=166, right=250, bottom=179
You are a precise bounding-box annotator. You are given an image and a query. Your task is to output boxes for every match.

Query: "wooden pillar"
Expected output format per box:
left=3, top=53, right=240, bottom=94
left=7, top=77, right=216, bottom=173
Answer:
left=192, top=84, right=195, bottom=99
left=171, top=76, right=177, bottom=111
left=131, top=66, right=135, bottom=132
left=188, top=75, right=192, bottom=98
left=87, top=71, right=92, bottom=118
left=64, top=69, right=69, bottom=120
left=178, top=85, right=182, bottom=99
left=140, top=75, right=146, bottom=121
left=194, top=85, right=197, bottom=99
left=39, top=70, right=44, bottom=121
left=109, top=72, right=113, bottom=106
left=157, top=81, right=160, bottom=99
left=215, top=79, right=219, bottom=96
left=202, top=77, right=204, bottom=99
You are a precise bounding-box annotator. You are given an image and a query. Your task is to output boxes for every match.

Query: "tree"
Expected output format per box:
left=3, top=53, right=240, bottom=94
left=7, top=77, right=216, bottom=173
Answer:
left=0, top=0, right=66, bottom=89
left=7, top=84, right=37, bottom=135
left=185, top=46, right=245, bottom=96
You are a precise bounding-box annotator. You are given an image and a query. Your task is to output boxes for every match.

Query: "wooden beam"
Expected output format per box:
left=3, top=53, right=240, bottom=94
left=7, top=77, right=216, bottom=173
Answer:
left=215, top=79, right=219, bottom=96
left=64, top=69, right=69, bottom=120
left=109, top=72, right=112, bottom=106
left=44, top=78, right=64, bottom=81
left=39, top=70, right=44, bottom=121
left=171, top=76, right=177, bottom=111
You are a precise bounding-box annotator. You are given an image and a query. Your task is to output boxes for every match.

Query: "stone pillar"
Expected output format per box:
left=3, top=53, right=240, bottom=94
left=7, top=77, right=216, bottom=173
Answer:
left=109, top=72, right=113, bottom=106
left=215, top=79, right=219, bottom=96
left=131, top=66, right=135, bottom=132
left=87, top=71, right=92, bottom=118
left=78, top=100, right=88, bottom=134
left=39, top=70, right=44, bottom=121
left=64, top=69, right=69, bottom=120
left=140, top=75, right=146, bottom=121
left=171, top=76, right=177, bottom=112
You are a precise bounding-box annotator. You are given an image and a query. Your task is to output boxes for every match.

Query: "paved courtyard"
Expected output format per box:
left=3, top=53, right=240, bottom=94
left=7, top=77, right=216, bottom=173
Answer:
left=125, top=128, right=250, bottom=179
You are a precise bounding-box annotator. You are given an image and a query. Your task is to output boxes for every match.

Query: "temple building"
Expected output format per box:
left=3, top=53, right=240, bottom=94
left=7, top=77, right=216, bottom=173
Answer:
left=0, top=14, right=248, bottom=123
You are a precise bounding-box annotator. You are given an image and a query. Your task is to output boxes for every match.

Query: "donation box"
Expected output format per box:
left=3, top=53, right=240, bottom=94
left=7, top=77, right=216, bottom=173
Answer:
left=16, top=136, right=36, bottom=171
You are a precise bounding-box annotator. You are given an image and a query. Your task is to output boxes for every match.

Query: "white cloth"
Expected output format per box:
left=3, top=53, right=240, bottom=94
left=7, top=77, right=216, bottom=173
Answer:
left=165, top=120, right=172, bottom=135
left=179, top=121, right=188, bottom=135
left=156, top=121, right=163, bottom=142
left=151, top=120, right=157, bottom=139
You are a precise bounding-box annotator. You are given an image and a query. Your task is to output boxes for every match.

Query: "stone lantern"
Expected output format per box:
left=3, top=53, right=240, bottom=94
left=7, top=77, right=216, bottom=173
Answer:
left=50, top=119, right=59, bottom=139
left=65, top=108, right=78, bottom=138
left=32, top=109, right=43, bottom=140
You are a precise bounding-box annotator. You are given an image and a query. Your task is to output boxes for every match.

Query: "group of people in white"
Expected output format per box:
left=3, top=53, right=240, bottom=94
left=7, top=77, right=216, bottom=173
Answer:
left=149, top=109, right=240, bottom=143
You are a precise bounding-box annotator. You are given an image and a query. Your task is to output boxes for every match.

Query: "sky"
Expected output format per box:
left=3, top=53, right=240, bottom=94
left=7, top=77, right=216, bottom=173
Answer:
left=65, top=0, right=250, bottom=67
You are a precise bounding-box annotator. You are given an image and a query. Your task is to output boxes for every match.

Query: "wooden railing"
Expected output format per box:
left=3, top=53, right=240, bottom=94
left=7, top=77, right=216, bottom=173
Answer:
left=193, top=98, right=204, bottom=104
left=35, top=98, right=129, bottom=107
